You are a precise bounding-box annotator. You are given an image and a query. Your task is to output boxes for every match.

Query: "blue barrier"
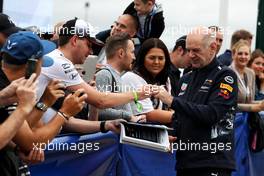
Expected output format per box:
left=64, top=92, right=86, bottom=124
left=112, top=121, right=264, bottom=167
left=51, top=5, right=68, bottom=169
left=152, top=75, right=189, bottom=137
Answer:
left=30, top=132, right=120, bottom=176
left=249, top=112, right=264, bottom=176
left=120, top=144, right=176, bottom=176
left=30, top=113, right=264, bottom=176
left=232, top=112, right=251, bottom=176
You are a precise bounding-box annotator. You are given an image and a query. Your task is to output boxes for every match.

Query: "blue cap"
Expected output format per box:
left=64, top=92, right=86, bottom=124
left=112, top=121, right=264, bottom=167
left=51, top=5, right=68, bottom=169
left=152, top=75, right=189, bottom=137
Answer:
left=1, top=31, right=56, bottom=65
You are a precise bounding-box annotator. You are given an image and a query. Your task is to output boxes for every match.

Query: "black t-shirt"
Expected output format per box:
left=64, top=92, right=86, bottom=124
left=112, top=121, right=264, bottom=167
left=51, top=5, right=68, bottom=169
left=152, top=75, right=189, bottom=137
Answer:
left=168, top=65, right=181, bottom=97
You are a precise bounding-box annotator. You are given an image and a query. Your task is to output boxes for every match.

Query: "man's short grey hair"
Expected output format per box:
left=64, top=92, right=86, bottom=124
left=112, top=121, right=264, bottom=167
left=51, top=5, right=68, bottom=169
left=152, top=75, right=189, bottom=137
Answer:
left=189, top=26, right=216, bottom=48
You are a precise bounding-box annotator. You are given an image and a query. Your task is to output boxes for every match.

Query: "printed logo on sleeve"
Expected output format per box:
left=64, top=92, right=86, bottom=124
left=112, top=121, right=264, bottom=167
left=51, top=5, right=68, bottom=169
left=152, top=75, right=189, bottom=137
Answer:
left=218, top=89, right=230, bottom=99
left=224, top=76, right=234, bottom=84
left=220, top=83, right=233, bottom=92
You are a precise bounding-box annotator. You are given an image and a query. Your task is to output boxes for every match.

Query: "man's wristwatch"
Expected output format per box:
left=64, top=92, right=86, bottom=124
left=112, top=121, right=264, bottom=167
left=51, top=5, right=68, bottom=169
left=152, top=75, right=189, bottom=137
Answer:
left=35, top=102, right=48, bottom=112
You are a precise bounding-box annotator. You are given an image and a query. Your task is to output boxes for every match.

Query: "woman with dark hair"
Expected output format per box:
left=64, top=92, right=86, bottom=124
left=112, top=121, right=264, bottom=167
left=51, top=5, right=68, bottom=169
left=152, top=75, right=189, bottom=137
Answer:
left=133, top=38, right=171, bottom=109
left=122, top=38, right=173, bottom=123
left=134, top=38, right=171, bottom=84
left=247, top=49, right=264, bottom=100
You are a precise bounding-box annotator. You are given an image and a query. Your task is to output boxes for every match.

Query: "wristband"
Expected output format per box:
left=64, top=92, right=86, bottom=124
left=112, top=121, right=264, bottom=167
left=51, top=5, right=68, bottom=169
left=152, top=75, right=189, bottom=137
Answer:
left=58, top=111, right=70, bottom=121
left=133, top=91, right=138, bottom=101
left=133, top=91, right=143, bottom=112
left=100, top=121, right=109, bottom=133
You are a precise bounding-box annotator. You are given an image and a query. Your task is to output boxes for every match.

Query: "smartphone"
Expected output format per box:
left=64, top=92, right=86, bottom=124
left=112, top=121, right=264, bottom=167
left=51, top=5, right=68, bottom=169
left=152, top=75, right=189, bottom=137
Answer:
left=25, top=57, right=38, bottom=79
left=71, top=91, right=85, bottom=97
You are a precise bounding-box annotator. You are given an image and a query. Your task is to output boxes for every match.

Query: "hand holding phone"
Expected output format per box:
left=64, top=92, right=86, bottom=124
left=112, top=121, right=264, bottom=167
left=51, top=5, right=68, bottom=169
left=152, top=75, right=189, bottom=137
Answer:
left=72, top=91, right=85, bottom=97
left=25, top=57, right=38, bottom=79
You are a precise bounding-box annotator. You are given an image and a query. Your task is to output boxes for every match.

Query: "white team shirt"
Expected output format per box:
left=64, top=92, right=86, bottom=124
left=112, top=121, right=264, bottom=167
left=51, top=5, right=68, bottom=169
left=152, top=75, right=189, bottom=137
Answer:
left=37, top=49, right=84, bottom=123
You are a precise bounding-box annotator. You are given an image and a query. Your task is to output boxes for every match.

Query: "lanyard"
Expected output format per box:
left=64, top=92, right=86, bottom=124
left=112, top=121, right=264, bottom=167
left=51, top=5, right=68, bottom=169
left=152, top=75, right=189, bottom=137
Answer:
left=232, top=65, right=250, bottom=99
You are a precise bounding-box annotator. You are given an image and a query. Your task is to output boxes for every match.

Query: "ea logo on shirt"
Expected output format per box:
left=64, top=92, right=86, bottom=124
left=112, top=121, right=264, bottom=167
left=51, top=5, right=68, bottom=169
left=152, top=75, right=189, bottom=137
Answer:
left=224, top=76, right=234, bottom=84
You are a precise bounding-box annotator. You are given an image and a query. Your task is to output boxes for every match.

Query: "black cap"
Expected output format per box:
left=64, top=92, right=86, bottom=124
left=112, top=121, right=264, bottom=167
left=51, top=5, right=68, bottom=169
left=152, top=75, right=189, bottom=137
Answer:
left=0, top=13, right=21, bottom=36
